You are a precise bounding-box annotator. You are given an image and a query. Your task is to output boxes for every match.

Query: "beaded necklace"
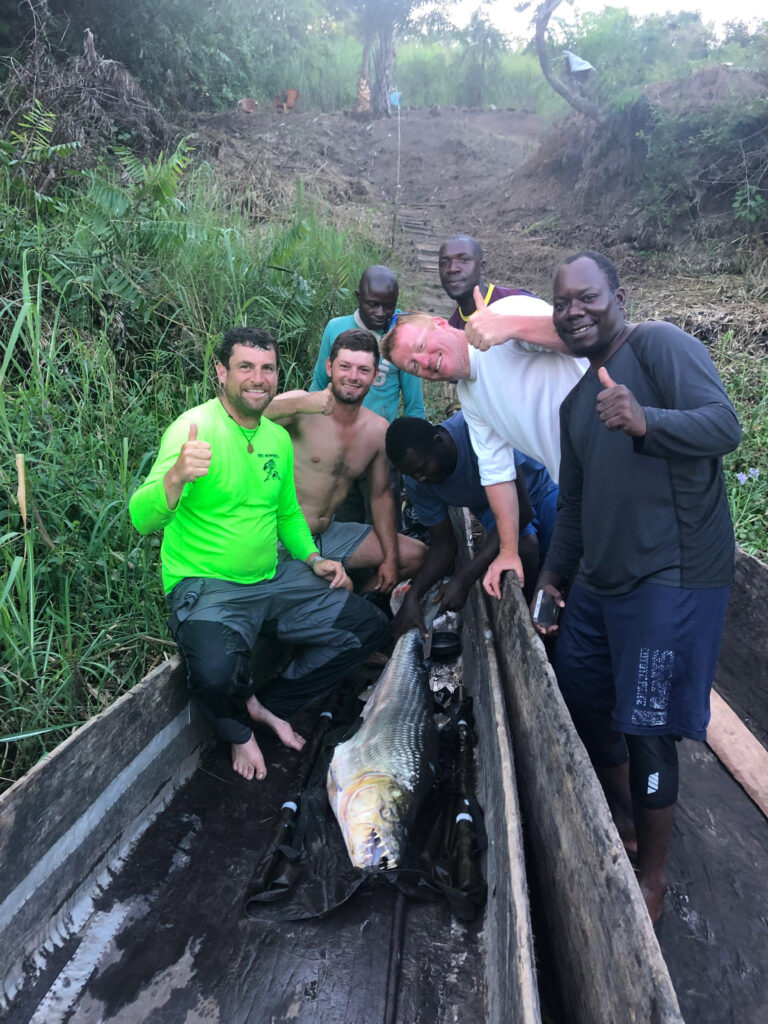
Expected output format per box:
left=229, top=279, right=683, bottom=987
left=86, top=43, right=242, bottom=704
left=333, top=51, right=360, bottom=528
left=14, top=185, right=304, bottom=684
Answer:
left=220, top=399, right=260, bottom=453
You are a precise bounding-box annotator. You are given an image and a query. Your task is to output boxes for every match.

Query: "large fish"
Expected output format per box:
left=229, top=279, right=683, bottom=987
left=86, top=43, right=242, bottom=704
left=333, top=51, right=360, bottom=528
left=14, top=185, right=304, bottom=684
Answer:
left=327, top=628, right=438, bottom=869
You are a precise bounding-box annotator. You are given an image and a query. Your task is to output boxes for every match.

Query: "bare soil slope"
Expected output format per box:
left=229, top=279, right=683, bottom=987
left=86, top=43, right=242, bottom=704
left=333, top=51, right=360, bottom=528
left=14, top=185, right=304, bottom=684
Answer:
left=189, top=105, right=768, bottom=346
left=187, top=103, right=768, bottom=1024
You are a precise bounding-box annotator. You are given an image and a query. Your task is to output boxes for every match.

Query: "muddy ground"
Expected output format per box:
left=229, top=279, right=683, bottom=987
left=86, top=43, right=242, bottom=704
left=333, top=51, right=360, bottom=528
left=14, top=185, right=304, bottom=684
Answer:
left=187, top=104, right=768, bottom=351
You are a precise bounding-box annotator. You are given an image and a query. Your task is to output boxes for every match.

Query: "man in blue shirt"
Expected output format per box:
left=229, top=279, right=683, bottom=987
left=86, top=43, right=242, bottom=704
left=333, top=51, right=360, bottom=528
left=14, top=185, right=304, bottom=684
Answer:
left=310, top=265, right=425, bottom=423
left=385, top=412, right=558, bottom=636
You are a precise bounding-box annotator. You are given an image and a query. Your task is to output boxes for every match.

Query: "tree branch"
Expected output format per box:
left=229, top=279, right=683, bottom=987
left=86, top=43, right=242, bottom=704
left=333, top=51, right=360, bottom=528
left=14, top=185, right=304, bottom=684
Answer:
left=534, top=0, right=603, bottom=122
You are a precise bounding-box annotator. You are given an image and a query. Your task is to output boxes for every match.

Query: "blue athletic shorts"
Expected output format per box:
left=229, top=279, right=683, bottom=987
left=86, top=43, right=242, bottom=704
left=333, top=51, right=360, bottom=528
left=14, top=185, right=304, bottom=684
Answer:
left=314, top=519, right=372, bottom=564
left=554, top=581, right=730, bottom=741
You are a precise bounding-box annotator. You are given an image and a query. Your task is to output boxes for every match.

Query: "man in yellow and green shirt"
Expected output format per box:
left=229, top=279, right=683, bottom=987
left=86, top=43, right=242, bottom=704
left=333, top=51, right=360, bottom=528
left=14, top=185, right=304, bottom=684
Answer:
left=129, top=326, right=388, bottom=781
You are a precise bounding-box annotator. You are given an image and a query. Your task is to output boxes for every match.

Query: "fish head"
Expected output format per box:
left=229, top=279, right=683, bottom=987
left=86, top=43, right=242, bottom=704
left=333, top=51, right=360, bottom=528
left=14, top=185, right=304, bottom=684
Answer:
left=333, top=771, right=410, bottom=869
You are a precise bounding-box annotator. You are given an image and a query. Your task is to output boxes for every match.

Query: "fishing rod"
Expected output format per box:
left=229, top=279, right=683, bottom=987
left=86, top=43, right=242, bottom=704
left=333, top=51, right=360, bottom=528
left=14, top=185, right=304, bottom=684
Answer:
left=453, top=685, right=481, bottom=896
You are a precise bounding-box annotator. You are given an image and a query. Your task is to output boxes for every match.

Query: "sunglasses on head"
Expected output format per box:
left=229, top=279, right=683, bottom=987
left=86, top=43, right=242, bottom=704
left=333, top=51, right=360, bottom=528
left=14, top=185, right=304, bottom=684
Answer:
left=387, top=312, right=413, bottom=330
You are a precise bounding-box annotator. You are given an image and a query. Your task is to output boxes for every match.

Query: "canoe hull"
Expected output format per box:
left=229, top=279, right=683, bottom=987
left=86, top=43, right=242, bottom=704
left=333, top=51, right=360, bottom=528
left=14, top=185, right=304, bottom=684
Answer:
left=484, top=585, right=682, bottom=1024
left=0, top=583, right=539, bottom=1021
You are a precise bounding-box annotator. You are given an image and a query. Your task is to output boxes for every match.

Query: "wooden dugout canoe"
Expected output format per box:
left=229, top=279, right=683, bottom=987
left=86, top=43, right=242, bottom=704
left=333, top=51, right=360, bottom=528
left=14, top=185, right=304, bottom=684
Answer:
left=0, top=563, right=538, bottom=1020
left=483, top=541, right=768, bottom=1024
left=0, top=514, right=691, bottom=1024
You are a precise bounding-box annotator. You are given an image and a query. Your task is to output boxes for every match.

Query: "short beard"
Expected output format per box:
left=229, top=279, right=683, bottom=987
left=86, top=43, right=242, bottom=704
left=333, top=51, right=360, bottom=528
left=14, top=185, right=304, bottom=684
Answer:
left=221, top=384, right=271, bottom=421
left=331, top=384, right=366, bottom=407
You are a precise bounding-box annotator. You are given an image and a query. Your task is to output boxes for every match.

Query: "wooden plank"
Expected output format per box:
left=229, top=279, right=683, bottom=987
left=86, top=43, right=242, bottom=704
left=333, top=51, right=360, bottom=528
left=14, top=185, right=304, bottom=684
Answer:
left=656, top=739, right=768, bottom=1023
left=0, top=656, right=210, bottom=1006
left=714, top=546, right=768, bottom=746
left=486, top=582, right=682, bottom=1024
left=453, top=509, right=540, bottom=1024
left=707, top=690, right=768, bottom=817
left=0, top=658, right=188, bottom=894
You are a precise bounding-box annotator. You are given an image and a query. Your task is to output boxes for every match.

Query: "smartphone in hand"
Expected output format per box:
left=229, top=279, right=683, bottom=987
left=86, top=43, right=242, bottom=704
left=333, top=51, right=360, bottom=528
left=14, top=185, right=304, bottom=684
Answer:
left=532, top=589, right=560, bottom=628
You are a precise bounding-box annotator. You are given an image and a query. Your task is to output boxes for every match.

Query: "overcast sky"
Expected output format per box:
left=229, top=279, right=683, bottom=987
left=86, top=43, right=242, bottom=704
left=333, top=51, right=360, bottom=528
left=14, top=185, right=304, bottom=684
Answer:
left=449, top=0, right=766, bottom=41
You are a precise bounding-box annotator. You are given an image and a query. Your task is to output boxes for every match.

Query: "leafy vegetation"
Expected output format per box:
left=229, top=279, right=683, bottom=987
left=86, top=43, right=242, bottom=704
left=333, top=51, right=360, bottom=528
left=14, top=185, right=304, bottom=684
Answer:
left=524, top=7, right=768, bottom=240
left=0, top=112, right=384, bottom=789
left=716, top=331, right=768, bottom=558
left=394, top=36, right=563, bottom=115
left=1, top=6, right=766, bottom=792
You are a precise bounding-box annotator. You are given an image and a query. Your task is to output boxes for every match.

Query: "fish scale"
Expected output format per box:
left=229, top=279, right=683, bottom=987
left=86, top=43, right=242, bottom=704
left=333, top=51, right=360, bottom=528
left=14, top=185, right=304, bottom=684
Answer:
left=327, top=629, right=439, bottom=868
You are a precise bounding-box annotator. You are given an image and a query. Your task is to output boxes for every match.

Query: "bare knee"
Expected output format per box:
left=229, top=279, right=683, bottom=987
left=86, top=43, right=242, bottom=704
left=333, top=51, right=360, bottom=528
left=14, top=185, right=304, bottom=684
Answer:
left=398, top=534, right=427, bottom=576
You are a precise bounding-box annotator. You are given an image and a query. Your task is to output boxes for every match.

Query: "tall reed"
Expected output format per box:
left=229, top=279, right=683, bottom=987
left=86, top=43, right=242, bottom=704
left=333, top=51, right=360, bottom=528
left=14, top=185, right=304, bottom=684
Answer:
left=0, top=144, right=385, bottom=789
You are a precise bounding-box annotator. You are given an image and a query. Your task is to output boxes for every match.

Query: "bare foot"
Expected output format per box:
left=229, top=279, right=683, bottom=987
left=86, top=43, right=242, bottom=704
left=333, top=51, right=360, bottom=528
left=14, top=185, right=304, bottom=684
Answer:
left=246, top=694, right=305, bottom=752
left=638, top=874, right=666, bottom=925
left=232, top=735, right=267, bottom=781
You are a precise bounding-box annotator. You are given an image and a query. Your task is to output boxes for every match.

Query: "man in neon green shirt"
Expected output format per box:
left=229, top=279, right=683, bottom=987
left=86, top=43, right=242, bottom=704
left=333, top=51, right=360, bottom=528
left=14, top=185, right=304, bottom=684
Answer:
left=130, top=327, right=389, bottom=781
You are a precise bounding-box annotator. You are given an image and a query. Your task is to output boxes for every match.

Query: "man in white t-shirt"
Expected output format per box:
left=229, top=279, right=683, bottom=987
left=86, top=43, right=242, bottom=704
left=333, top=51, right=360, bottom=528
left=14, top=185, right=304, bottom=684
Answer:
left=382, top=289, right=587, bottom=597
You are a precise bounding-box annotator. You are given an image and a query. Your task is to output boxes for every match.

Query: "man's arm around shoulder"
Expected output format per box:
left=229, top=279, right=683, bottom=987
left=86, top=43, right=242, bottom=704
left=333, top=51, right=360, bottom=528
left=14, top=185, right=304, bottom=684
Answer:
left=465, top=288, right=569, bottom=353
left=263, top=386, right=335, bottom=426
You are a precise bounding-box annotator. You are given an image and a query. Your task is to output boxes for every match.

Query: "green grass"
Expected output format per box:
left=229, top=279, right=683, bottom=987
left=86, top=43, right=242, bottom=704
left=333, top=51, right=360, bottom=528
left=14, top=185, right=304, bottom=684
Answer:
left=713, top=331, right=768, bottom=560
left=0, top=142, right=387, bottom=790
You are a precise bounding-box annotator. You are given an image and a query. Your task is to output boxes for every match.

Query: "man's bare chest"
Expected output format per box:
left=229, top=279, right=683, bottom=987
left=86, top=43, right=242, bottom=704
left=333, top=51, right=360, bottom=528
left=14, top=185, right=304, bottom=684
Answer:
left=300, top=422, right=376, bottom=482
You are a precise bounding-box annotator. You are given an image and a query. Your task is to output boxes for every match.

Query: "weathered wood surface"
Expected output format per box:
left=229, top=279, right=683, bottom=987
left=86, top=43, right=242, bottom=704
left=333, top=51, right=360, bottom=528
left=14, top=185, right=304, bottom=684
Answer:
left=707, top=690, right=768, bottom=817
left=486, top=582, right=682, bottom=1024
left=0, top=655, right=209, bottom=1006
left=714, top=546, right=768, bottom=746
left=1, top=549, right=539, bottom=1022
left=459, top=543, right=540, bottom=1024
left=657, top=737, right=768, bottom=1022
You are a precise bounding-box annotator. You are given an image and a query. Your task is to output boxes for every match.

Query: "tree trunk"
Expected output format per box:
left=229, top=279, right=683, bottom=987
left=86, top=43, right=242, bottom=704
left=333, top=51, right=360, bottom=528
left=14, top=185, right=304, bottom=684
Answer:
left=535, top=0, right=603, bottom=122
left=371, top=26, right=395, bottom=119
left=354, top=36, right=372, bottom=113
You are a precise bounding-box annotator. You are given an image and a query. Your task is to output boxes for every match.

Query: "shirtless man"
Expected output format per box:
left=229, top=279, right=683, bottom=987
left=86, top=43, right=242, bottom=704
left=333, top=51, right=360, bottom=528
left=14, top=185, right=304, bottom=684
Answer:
left=267, top=328, right=427, bottom=593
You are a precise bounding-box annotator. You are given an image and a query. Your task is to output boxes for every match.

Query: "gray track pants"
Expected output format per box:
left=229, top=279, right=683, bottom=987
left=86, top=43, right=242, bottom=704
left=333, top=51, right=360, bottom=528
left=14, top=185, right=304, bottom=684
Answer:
left=167, top=559, right=389, bottom=743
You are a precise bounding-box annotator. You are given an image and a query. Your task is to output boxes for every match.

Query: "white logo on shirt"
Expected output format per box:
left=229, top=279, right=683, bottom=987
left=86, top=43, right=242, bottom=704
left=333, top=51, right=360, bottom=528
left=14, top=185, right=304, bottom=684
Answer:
left=373, top=359, right=391, bottom=389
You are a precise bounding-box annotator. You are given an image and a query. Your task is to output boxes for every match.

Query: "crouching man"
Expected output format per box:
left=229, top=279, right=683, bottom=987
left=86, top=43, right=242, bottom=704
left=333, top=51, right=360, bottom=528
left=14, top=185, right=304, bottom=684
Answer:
left=386, top=412, right=557, bottom=634
left=128, top=326, right=389, bottom=781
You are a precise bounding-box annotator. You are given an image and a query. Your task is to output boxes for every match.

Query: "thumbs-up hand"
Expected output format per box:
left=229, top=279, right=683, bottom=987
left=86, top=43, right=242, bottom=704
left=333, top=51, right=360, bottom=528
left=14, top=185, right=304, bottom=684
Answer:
left=596, top=367, right=646, bottom=437
left=311, top=384, right=335, bottom=415
left=465, top=285, right=510, bottom=351
left=163, top=422, right=212, bottom=510
left=172, top=422, right=212, bottom=485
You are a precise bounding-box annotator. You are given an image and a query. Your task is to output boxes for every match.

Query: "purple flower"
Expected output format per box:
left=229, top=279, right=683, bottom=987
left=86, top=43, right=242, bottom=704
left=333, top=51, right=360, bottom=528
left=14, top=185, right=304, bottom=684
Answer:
left=736, top=472, right=747, bottom=485
left=748, top=467, right=760, bottom=480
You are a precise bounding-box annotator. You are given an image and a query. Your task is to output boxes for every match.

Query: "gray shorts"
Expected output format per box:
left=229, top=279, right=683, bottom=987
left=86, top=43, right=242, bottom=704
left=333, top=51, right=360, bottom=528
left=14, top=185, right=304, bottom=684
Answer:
left=166, top=559, right=352, bottom=653
left=314, top=520, right=372, bottom=565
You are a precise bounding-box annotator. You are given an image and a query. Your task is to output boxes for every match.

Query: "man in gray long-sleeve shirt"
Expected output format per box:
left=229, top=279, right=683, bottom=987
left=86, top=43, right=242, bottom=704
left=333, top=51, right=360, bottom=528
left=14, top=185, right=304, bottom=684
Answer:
left=534, top=250, right=741, bottom=924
